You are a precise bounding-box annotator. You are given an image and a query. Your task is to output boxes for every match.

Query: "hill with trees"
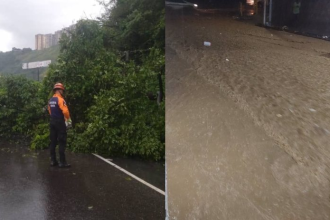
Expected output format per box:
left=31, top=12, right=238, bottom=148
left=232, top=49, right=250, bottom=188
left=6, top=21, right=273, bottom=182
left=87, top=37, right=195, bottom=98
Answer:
left=0, top=46, right=60, bottom=80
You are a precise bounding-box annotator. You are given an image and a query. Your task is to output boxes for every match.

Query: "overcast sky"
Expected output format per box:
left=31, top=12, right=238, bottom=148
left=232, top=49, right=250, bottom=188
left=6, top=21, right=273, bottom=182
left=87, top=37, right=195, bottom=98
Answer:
left=0, top=0, right=104, bottom=52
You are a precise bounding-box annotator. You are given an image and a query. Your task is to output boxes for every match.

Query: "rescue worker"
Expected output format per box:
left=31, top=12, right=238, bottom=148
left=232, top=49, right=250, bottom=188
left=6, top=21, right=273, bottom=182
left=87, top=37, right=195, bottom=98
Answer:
left=48, top=82, right=72, bottom=168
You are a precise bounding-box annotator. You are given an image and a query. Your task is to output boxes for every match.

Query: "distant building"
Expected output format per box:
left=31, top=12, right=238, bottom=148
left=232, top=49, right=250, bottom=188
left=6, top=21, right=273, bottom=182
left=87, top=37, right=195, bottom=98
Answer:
left=53, top=30, right=63, bottom=46
left=35, top=33, right=53, bottom=50
left=44, top=34, right=54, bottom=49
left=35, top=34, right=44, bottom=50
left=12, top=47, right=21, bottom=52
left=35, top=24, right=76, bottom=50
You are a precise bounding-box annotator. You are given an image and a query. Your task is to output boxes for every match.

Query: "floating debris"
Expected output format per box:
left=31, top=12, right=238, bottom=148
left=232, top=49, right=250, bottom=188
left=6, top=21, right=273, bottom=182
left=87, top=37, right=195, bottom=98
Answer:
left=204, top=41, right=211, bottom=46
left=276, top=114, right=282, bottom=118
left=309, top=108, right=316, bottom=112
left=88, top=206, right=93, bottom=210
left=226, top=59, right=229, bottom=62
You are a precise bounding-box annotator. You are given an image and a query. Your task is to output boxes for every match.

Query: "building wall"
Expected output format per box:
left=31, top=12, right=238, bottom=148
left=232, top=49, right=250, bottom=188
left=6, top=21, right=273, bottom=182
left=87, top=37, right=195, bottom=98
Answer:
left=54, top=30, right=63, bottom=46
left=35, top=34, right=44, bottom=50
left=272, top=0, right=330, bottom=36
left=44, top=34, right=54, bottom=49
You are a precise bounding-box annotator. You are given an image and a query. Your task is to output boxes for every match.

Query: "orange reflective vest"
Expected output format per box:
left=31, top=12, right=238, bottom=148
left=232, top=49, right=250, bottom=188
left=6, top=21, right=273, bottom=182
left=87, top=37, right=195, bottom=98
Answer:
left=48, top=93, right=70, bottom=121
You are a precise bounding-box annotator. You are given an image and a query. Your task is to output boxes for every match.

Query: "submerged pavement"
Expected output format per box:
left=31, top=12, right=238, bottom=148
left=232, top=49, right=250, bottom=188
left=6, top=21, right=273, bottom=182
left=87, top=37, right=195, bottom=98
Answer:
left=0, top=142, right=165, bottom=220
left=166, top=8, right=330, bottom=220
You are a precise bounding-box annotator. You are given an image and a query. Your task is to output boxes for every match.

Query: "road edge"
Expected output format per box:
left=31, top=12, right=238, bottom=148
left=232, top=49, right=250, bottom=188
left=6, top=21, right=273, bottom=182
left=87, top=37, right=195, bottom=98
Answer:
left=92, top=153, right=165, bottom=196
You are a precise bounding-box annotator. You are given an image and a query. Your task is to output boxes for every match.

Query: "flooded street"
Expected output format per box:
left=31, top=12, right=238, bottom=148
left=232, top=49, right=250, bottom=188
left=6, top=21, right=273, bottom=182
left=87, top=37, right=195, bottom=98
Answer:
left=166, top=8, right=330, bottom=219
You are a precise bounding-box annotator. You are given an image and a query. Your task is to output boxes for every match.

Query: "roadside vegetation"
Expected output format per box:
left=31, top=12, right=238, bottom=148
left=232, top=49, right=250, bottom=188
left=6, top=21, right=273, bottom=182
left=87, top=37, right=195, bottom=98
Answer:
left=0, top=0, right=165, bottom=161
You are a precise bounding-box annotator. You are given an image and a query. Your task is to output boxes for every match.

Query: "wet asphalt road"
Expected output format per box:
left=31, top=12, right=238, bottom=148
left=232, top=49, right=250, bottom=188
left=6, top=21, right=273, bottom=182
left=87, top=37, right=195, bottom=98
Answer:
left=0, top=142, right=165, bottom=220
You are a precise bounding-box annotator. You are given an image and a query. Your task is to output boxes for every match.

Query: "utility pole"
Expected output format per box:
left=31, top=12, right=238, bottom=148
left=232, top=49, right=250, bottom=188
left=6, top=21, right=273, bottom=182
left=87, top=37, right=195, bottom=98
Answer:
left=269, top=0, right=273, bottom=26
left=263, top=0, right=267, bottom=26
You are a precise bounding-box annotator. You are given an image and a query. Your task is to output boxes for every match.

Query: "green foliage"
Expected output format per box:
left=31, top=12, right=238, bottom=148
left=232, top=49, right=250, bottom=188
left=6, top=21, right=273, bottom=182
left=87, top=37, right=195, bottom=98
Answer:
left=100, top=0, right=165, bottom=52
left=30, top=123, right=49, bottom=150
left=72, top=50, right=165, bottom=160
left=43, top=20, right=119, bottom=123
left=0, top=75, right=43, bottom=138
left=1, top=0, right=165, bottom=161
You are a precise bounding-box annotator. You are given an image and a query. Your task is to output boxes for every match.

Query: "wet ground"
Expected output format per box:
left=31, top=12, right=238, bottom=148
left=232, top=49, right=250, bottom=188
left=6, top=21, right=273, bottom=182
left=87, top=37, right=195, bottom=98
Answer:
left=166, top=8, right=330, bottom=220
left=0, top=141, right=164, bottom=220
left=111, top=158, right=165, bottom=191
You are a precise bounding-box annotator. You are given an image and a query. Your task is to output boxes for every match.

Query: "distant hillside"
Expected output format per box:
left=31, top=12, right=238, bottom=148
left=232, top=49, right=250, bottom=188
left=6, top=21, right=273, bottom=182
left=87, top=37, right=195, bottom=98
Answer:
left=0, top=46, right=60, bottom=80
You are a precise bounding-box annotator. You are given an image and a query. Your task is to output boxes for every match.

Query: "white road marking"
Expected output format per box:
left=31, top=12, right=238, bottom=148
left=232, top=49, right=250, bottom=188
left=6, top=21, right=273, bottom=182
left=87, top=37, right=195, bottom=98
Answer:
left=92, top=153, right=165, bottom=196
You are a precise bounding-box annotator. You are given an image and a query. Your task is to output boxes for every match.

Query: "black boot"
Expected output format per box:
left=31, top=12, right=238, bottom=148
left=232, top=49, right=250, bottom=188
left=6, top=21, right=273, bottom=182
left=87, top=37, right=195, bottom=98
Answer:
left=59, top=163, right=71, bottom=168
left=50, top=161, right=59, bottom=167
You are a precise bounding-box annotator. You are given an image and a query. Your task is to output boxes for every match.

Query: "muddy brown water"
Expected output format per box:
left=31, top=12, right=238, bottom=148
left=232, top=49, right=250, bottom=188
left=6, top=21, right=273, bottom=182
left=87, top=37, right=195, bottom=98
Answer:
left=166, top=9, right=330, bottom=220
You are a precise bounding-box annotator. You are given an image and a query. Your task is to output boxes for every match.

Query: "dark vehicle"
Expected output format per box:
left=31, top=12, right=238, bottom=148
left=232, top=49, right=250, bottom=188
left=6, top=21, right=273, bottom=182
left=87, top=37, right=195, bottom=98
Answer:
left=165, top=0, right=198, bottom=10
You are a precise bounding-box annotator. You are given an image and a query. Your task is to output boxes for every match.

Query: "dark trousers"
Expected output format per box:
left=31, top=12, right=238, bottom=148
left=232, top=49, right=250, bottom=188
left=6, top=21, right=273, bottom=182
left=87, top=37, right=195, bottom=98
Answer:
left=291, top=14, right=299, bottom=27
left=50, top=118, right=67, bottom=163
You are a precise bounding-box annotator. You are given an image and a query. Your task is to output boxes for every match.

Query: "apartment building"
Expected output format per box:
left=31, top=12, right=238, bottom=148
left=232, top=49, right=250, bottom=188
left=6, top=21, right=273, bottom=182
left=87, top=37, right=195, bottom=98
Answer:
left=35, top=24, right=76, bottom=50
left=44, top=34, right=54, bottom=49
left=53, top=30, right=62, bottom=46
left=35, top=34, right=44, bottom=50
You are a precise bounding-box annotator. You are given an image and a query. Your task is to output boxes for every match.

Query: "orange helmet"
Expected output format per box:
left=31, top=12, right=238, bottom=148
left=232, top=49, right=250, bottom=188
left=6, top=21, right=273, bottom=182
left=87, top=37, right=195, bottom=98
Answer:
left=53, top=83, right=65, bottom=91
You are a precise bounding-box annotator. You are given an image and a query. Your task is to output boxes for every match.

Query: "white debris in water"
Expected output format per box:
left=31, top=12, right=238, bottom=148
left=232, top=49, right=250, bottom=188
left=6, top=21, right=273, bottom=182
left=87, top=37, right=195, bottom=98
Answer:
left=309, top=108, right=316, bottom=112
left=226, top=59, right=229, bottom=62
left=289, top=108, right=294, bottom=113
left=276, top=114, right=282, bottom=118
